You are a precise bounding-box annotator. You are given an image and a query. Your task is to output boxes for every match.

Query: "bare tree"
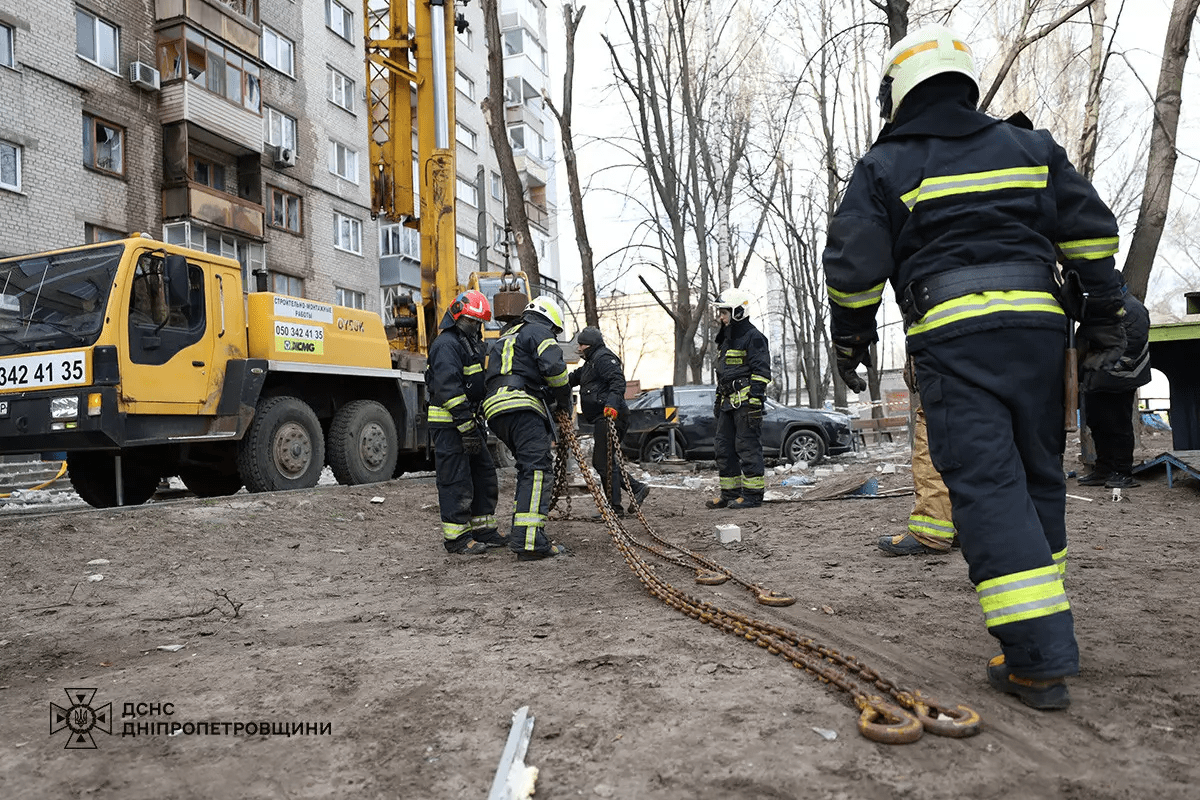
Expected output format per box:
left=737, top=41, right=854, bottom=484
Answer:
left=1122, top=0, right=1200, bottom=300
left=547, top=3, right=598, bottom=327
left=480, top=0, right=541, bottom=289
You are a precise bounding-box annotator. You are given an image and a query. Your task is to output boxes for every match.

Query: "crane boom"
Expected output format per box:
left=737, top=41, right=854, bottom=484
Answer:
left=364, top=0, right=459, bottom=354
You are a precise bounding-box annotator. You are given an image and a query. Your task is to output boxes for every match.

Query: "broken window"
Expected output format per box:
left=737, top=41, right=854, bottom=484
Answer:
left=83, top=115, right=124, bottom=176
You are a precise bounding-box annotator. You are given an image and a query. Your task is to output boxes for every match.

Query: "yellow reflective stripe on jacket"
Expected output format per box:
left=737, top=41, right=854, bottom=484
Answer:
left=536, top=338, right=557, bottom=356
left=976, top=564, right=1070, bottom=628
left=907, top=290, right=1063, bottom=336
left=500, top=336, right=516, bottom=374
left=751, top=374, right=769, bottom=385
left=724, top=348, right=746, bottom=366
left=444, top=394, right=467, bottom=410
left=900, top=166, right=1049, bottom=211
left=546, top=367, right=569, bottom=388
left=463, top=363, right=482, bottom=376
left=482, top=387, right=545, bottom=418
left=1057, top=237, right=1119, bottom=260
left=828, top=281, right=886, bottom=310
left=428, top=405, right=454, bottom=423
left=456, top=419, right=475, bottom=433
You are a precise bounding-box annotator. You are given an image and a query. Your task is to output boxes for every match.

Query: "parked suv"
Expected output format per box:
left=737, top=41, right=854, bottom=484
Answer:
left=621, top=384, right=855, bottom=464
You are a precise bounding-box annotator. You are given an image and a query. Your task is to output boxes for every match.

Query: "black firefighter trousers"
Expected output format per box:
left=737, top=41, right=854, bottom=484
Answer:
left=432, top=427, right=499, bottom=546
left=913, top=326, right=1078, bottom=680
left=488, top=410, right=554, bottom=555
left=714, top=405, right=765, bottom=501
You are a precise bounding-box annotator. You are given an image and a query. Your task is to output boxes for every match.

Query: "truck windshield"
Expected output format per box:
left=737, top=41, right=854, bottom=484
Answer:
left=0, top=243, right=123, bottom=356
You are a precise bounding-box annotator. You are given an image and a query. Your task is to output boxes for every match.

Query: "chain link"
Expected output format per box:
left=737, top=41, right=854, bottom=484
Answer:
left=547, top=411, right=981, bottom=744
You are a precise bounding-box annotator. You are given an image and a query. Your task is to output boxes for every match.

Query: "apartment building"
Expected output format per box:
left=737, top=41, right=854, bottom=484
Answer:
left=0, top=0, right=559, bottom=320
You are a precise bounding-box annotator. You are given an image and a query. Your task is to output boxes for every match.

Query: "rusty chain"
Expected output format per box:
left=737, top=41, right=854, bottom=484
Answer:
left=547, top=410, right=980, bottom=744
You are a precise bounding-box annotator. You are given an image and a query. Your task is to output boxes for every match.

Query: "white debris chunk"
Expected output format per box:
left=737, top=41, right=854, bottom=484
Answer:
left=715, top=524, right=741, bottom=544
left=87, top=558, right=111, bottom=566
left=86, top=574, right=104, bottom=583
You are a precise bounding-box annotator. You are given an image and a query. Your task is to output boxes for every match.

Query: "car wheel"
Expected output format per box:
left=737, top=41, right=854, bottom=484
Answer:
left=641, top=434, right=674, bottom=463
left=784, top=429, right=826, bottom=465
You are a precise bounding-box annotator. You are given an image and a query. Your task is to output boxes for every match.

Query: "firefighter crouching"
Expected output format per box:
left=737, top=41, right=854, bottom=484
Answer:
left=824, top=24, right=1128, bottom=710
left=569, top=326, right=651, bottom=517
left=706, top=288, right=772, bottom=510
left=483, top=296, right=572, bottom=561
left=427, top=290, right=506, bottom=555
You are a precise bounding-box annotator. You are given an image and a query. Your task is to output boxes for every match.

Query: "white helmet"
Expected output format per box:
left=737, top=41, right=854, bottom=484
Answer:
left=525, top=295, right=564, bottom=333
left=715, top=287, right=753, bottom=321
left=877, top=24, right=979, bottom=122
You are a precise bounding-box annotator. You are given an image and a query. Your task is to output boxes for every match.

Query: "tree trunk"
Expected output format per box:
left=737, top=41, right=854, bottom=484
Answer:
left=548, top=3, right=597, bottom=327
left=1123, top=0, right=1200, bottom=300
left=480, top=0, right=541, bottom=290
left=1077, top=0, right=1107, bottom=180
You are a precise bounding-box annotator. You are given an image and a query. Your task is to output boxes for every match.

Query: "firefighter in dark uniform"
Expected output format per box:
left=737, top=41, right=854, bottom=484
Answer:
left=1076, top=288, right=1151, bottom=489
left=483, top=296, right=572, bottom=561
left=569, top=326, right=651, bottom=516
left=824, top=24, right=1127, bottom=710
left=427, top=290, right=505, bottom=555
left=705, top=288, right=771, bottom=510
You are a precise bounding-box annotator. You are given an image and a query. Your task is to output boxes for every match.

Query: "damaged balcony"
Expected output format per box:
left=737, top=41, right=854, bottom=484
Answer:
left=162, top=182, right=264, bottom=238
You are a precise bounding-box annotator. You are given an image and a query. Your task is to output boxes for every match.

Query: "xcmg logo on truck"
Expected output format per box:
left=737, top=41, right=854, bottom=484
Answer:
left=336, top=318, right=365, bottom=333
left=274, top=322, right=324, bottom=355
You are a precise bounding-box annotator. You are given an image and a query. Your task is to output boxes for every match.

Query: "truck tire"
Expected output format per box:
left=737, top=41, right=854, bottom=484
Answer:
left=67, top=451, right=160, bottom=508
left=327, top=400, right=398, bottom=485
left=237, top=396, right=326, bottom=493
left=179, top=467, right=244, bottom=498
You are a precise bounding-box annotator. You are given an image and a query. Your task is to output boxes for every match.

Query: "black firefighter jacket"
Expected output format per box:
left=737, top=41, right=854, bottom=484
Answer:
left=569, top=345, right=629, bottom=422
left=715, top=317, right=771, bottom=410
left=426, top=316, right=487, bottom=433
left=823, top=80, right=1124, bottom=352
left=482, top=313, right=571, bottom=420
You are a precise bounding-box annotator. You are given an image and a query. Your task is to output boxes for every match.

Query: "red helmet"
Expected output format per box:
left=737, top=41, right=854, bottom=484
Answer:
left=450, top=290, right=492, bottom=322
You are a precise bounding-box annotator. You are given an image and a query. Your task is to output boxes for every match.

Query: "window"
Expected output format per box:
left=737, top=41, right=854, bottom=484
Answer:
left=456, top=23, right=472, bottom=50
left=456, top=176, right=478, bottom=208
left=325, top=0, right=353, bottom=41
left=455, top=70, right=475, bottom=101
left=1, top=23, right=13, bottom=68
left=456, top=232, right=478, bottom=259
left=268, top=187, right=302, bottom=233
left=490, top=172, right=502, bottom=201
left=334, top=212, right=362, bottom=254
left=329, top=141, right=358, bottom=182
left=83, top=115, right=124, bottom=176
left=492, top=223, right=505, bottom=247
left=455, top=123, right=477, bottom=152
left=271, top=272, right=304, bottom=298
left=264, top=107, right=297, bottom=150
left=336, top=287, right=365, bottom=309
left=163, top=222, right=265, bottom=287
left=76, top=8, right=119, bottom=73
left=85, top=223, right=123, bottom=243
left=327, top=66, right=355, bottom=112
left=508, top=124, right=545, bottom=160
left=159, top=26, right=260, bottom=111
left=262, top=26, right=294, bottom=76
left=0, top=141, right=19, bottom=191
left=191, top=158, right=227, bottom=191
left=380, top=223, right=420, bottom=260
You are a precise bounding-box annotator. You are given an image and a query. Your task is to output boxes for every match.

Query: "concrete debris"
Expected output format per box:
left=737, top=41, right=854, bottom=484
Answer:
left=86, top=574, right=104, bottom=583
left=812, top=727, right=838, bottom=741
left=369, top=496, right=385, bottom=504
left=715, top=524, right=741, bottom=544
left=156, top=644, right=185, bottom=652
left=87, top=558, right=111, bottom=566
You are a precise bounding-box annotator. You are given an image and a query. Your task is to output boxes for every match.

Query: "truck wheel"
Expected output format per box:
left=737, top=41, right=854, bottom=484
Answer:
left=237, top=396, right=326, bottom=493
left=179, top=467, right=244, bottom=498
left=67, top=452, right=160, bottom=508
left=327, top=400, right=398, bottom=485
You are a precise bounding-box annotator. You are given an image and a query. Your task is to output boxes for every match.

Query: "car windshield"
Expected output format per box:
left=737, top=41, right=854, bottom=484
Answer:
left=0, top=243, right=123, bottom=356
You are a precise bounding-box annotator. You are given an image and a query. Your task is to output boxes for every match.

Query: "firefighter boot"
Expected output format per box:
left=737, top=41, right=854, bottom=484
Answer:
left=515, top=543, right=570, bottom=562
left=987, top=654, right=1070, bottom=710
left=444, top=535, right=489, bottom=556
left=472, top=528, right=510, bottom=548
left=727, top=495, right=762, bottom=509
left=705, top=496, right=732, bottom=509
left=878, top=532, right=951, bottom=556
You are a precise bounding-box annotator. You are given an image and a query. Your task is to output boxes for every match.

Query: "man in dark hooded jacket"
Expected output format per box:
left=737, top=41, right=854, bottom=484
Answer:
left=569, top=326, right=650, bottom=516
left=823, top=24, right=1127, bottom=710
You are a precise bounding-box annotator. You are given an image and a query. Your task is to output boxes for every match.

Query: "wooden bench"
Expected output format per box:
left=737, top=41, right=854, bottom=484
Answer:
left=851, top=417, right=910, bottom=446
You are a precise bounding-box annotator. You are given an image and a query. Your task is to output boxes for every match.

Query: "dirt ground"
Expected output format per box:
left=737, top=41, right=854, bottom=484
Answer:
left=1, top=427, right=1197, bottom=800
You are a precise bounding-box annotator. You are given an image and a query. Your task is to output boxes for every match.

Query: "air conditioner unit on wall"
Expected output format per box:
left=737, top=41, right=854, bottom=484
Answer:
left=273, top=145, right=297, bottom=168
left=129, top=61, right=161, bottom=91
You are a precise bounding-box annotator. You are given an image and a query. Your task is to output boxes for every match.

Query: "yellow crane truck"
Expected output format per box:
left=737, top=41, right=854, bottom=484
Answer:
left=0, top=1, right=527, bottom=507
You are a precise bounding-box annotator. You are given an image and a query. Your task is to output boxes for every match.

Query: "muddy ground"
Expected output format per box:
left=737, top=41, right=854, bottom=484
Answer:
left=0, top=427, right=1196, bottom=800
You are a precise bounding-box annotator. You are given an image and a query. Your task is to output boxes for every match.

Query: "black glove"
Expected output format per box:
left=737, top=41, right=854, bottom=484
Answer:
left=746, top=403, right=764, bottom=432
left=1076, top=317, right=1126, bottom=352
left=462, top=430, right=483, bottom=457
left=834, top=338, right=872, bottom=393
